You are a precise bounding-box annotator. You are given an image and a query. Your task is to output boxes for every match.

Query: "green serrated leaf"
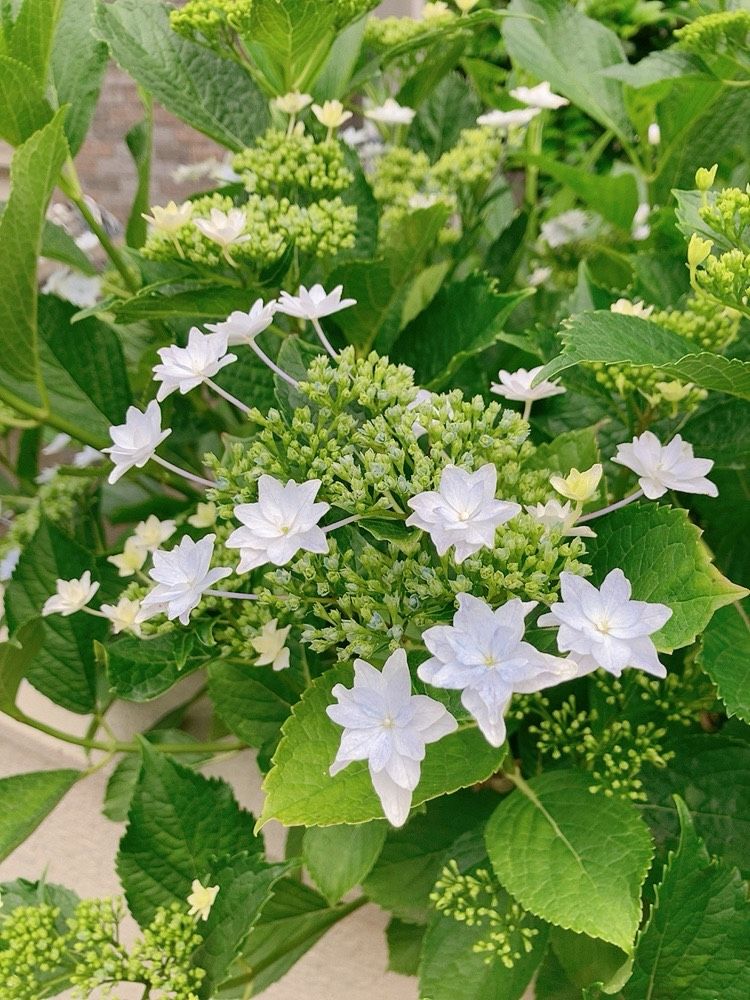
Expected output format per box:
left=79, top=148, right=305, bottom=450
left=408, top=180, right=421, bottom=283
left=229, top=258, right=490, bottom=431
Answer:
left=95, top=0, right=268, bottom=151
left=390, top=274, right=533, bottom=390
left=698, top=600, right=750, bottom=723
left=640, top=733, right=750, bottom=878
left=117, top=742, right=262, bottom=926
left=485, top=771, right=654, bottom=951
left=258, top=665, right=505, bottom=828
left=0, top=54, right=52, bottom=145
left=243, top=0, right=337, bottom=94
left=5, top=521, right=104, bottom=713
left=50, top=0, right=108, bottom=154
left=621, top=798, right=750, bottom=999
left=6, top=0, right=62, bottom=83
left=193, top=852, right=288, bottom=999
left=526, top=426, right=601, bottom=476
left=107, top=631, right=214, bottom=702
left=502, top=0, right=632, bottom=141
left=585, top=503, right=746, bottom=652
left=208, top=659, right=303, bottom=752
left=302, top=821, right=386, bottom=905
left=0, top=769, right=78, bottom=861
left=537, top=310, right=750, bottom=401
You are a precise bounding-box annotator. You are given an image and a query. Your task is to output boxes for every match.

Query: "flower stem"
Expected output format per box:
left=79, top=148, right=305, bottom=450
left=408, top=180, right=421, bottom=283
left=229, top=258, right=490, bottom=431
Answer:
left=205, top=378, right=252, bottom=415
left=248, top=339, right=300, bottom=388
left=522, top=399, right=533, bottom=422
left=311, top=317, right=338, bottom=359
left=577, top=489, right=644, bottom=524
left=153, top=455, right=214, bottom=489
left=205, top=588, right=260, bottom=601
left=324, top=514, right=362, bottom=533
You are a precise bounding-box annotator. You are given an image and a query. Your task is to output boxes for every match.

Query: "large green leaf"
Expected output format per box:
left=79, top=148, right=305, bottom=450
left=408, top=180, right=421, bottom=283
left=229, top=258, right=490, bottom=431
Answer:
left=107, top=631, right=214, bottom=703
left=50, top=0, right=108, bottom=154
left=410, top=71, right=481, bottom=161
left=622, top=799, right=750, bottom=999
left=585, top=503, right=746, bottom=652
left=95, top=0, right=269, bottom=151
left=208, top=659, right=303, bottom=751
left=0, top=54, right=53, bottom=145
left=390, top=275, right=533, bottom=390
left=328, top=204, right=449, bottom=354
left=258, top=665, right=505, bottom=828
left=0, top=109, right=67, bottom=391
left=302, top=821, right=386, bottom=905
left=0, top=769, right=78, bottom=861
left=217, top=879, right=362, bottom=998
left=362, top=792, right=497, bottom=923
left=502, top=0, right=632, bottom=141
left=640, top=733, right=750, bottom=879
left=485, top=771, right=654, bottom=951
left=117, top=742, right=262, bottom=926
left=243, top=0, right=337, bottom=94
left=5, top=521, right=105, bottom=714
left=192, top=852, right=288, bottom=1000
left=537, top=311, right=750, bottom=400
left=681, top=397, right=750, bottom=470
left=698, top=601, right=750, bottom=724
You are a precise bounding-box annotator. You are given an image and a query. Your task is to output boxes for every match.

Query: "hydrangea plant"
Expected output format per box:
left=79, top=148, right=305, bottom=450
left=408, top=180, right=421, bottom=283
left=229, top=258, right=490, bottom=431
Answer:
left=1, top=0, right=749, bottom=998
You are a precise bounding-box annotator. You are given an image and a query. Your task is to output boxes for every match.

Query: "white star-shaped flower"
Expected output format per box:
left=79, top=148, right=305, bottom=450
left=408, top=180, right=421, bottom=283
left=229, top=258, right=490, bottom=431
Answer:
left=187, top=880, right=219, bottom=921
left=205, top=298, right=277, bottom=346
left=142, top=200, right=193, bottom=234
left=133, top=515, right=177, bottom=551
left=42, top=572, right=99, bottom=617
left=406, top=464, right=521, bottom=563
left=100, top=597, right=144, bottom=636
left=108, top=537, right=148, bottom=578
left=549, top=464, right=603, bottom=504
left=419, top=594, right=579, bottom=747
left=273, top=91, right=313, bottom=115
left=188, top=502, right=218, bottom=529
left=327, top=648, right=457, bottom=827
left=613, top=431, right=717, bottom=500
left=153, top=328, right=236, bottom=401
left=194, top=208, right=251, bottom=249
left=510, top=81, right=569, bottom=110
left=491, top=366, right=566, bottom=403
left=476, top=107, right=540, bottom=129
left=276, top=284, right=356, bottom=321
left=364, top=99, right=416, bottom=126
left=312, top=100, right=352, bottom=130
left=140, top=534, right=232, bottom=626
left=251, top=618, right=292, bottom=671
left=103, top=401, right=171, bottom=485
left=538, top=569, right=672, bottom=678
left=525, top=499, right=596, bottom=538
left=226, top=476, right=330, bottom=573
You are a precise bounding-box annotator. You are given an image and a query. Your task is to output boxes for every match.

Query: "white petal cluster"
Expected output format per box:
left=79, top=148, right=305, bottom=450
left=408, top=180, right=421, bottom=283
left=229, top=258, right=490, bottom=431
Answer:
left=538, top=569, right=672, bottom=678
left=108, top=537, right=148, bottom=578
left=133, top=515, right=177, bottom=551
left=420, top=594, right=578, bottom=747
left=103, top=401, right=171, bottom=484
left=226, top=475, right=330, bottom=573
left=491, top=366, right=566, bottom=403
left=277, top=284, right=356, bottom=321
left=140, top=534, right=231, bottom=626
left=251, top=618, right=291, bottom=671
left=142, top=200, right=193, bottom=234
left=550, top=464, right=603, bottom=504
left=274, top=91, right=313, bottom=115
left=153, top=327, right=236, bottom=400
left=100, top=597, right=143, bottom=636
left=613, top=431, right=717, bottom=500
left=525, top=499, right=596, bottom=538
left=42, top=572, right=99, bottom=617
left=194, top=208, right=250, bottom=249
left=327, top=649, right=457, bottom=827
left=476, top=107, right=540, bottom=129
left=206, top=298, right=277, bottom=346
left=312, top=100, right=352, bottom=130
left=406, top=464, right=521, bottom=563
left=187, top=880, right=219, bottom=921
left=365, top=99, right=416, bottom=126
left=510, top=81, right=569, bottom=110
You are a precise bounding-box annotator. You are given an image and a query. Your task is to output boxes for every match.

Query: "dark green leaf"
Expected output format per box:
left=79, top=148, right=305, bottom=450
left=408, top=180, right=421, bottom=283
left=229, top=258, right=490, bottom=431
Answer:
left=50, top=0, right=109, bottom=154
left=385, top=918, right=424, bottom=977
left=117, top=742, right=261, bottom=926
left=0, top=619, right=44, bottom=714
left=41, top=218, right=97, bottom=274
left=0, top=54, right=52, bottom=145
left=107, top=631, right=214, bottom=703
left=302, top=821, right=386, bottom=904
left=208, top=659, right=302, bottom=752
left=0, top=769, right=79, bottom=862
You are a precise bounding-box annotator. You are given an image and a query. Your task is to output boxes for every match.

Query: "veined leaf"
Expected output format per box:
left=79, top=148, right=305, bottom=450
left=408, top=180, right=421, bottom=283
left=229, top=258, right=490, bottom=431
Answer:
left=0, top=54, right=53, bottom=145
left=698, top=600, right=750, bottom=724
left=0, top=769, right=79, bottom=862
left=242, top=0, right=337, bottom=94
left=302, top=822, right=386, bottom=905
left=485, top=770, right=653, bottom=951
left=50, top=0, right=108, bottom=154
